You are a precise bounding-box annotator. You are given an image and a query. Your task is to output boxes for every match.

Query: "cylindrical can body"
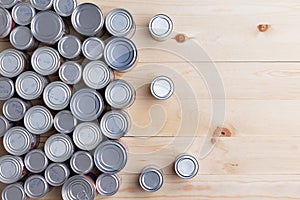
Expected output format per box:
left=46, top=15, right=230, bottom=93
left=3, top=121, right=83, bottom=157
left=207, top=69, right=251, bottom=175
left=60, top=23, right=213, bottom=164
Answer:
left=0, top=7, right=14, bottom=39
left=54, top=110, right=77, bottom=134
left=0, top=155, right=27, bottom=184
left=10, top=26, right=38, bottom=51
left=45, top=163, right=70, bottom=186
left=82, top=37, right=104, bottom=60
left=12, top=2, right=36, bottom=26
left=30, top=0, right=53, bottom=11
left=24, top=175, right=49, bottom=199
left=53, top=0, right=77, bottom=17
left=174, top=154, right=199, bottom=179
left=24, top=149, right=48, bottom=173
left=139, top=166, right=163, bottom=192
left=149, top=14, right=173, bottom=41
left=58, top=35, right=82, bottom=60
left=3, top=98, right=30, bottom=122
left=0, top=0, right=18, bottom=9
left=59, top=61, right=82, bottom=85
left=150, top=76, right=174, bottom=100
left=70, top=151, right=94, bottom=174
left=0, top=49, right=28, bottom=78
left=0, top=115, right=12, bottom=137
left=96, top=173, right=120, bottom=196
left=2, top=183, right=26, bottom=200
left=0, top=77, right=14, bottom=101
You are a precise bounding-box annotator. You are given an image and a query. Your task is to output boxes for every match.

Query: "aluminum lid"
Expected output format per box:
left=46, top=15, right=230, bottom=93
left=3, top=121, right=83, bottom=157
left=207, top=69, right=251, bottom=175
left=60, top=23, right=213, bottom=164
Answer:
left=31, top=11, right=65, bottom=44
left=24, top=149, right=48, bottom=173
left=104, top=37, right=137, bottom=71
left=43, top=81, right=71, bottom=110
left=62, top=175, right=95, bottom=200
left=58, top=35, right=82, bottom=59
left=24, top=105, right=53, bottom=135
left=150, top=76, right=174, bottom=100
left=3, top=98, right=28, bottom=122
left=0, top=0, right=18, bottom=9
left=0, top=115, right=11, bottom=137
left=54, top=110, right=77, bottom=134
left=30, top=0, right=53, bottom=11
left=2, top=183, right=26, bottom=200
left=0, top=49, right=26, bottom=78
left=149, top=14, right=173, bottom=40
left=82, top=37, right=104, bottom=60
left=11, top=2, right=36, bottom=26
left=70, top=151, right=93, bottom=174
left=0, top=7, right=13, bottom=38
left=94, top=140, right=127, bottom=174
left=10, top=26, right=35, bottom=51
left=53, top=0, right=77, bottom=17
left=0, top=77, right=14, bottom=101
left=96, top=173, right=119, bottom=196
left=71, top=3, right=104, bottom=36
left=44, top=163, right=70, bottom=186
left=24, top=175, right=49, bottom=199
left=175, top=155, right=199, bottom=179
left=0, top=155, right=24, bottom=184
left=70, top=88, right=104, bottom=121
left=59, top=61, right=82, bottom=85
left=139, top=167, right=163, bottom=192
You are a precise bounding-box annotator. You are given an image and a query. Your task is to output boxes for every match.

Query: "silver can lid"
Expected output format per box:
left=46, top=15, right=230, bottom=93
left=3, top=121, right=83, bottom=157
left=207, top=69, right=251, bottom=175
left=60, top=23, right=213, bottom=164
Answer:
left=71, top=3, right=104, bottom=36
left=73, top=122, right=102, bottom=151
left=2, top=183, right=26, bottom=200
left=53, top=0, right=77, bottom=17
left=105, top=79, right=135, bottom=109
left=59, top=61, right=82, bottom=85
left=0, top=49, right=26, bottom=78
left=0, top=155, right=24, bottom=184
left=70, top=88, right=104, bottom=121
left=24, top=105, right=53, bottom=135
left=3, top=98, right=28, bottom=122
left=58, top=35, right=82, bottom=59
left=10, top=26, right=35, bottom=51
left=0, top=0, right=18, bottom=9
left=54, top=110, right=77, bottom=134
left=0, top=7, right=13, bottom=38
left=150, top=76, right=174, bottom=100
left=11, top=2, right=36, bottom=26
left=149, top=14, right=173, bottom=41
left=96, top=173, right=119, bottom=196
left=82, top=37, right=104, bottom=60
left=0, top=77, right=14, bottom=101
left=31, top=46, right=61, bottom=76
left=44, top=163, right=70, bottom=186
left=104, top=37, right=137, bottom=71
left=70, top=151, right=93, bottom=174
left=94, top=140, right=127, bottom=174
left=31, top=11, right=65, bottom=44
left=24, top=175, right=49, bottom=199
left=24, top=149, right=48, bottom=173
left=83, top=61, right=113, bottom=89
left=0, top=115, right=11, bottom=137
left=175, top=154, right=199, bottom=179
left=139, top=167, right=163, bottom=192
left=62, top=175, right=95, bottom=200
left=43, top=81, right=71, bottom=110
left=44, top=133, right=74, bottom=162
left=30, top=0, right=53, bottom=11
left=100, top=110, right=131, bottom=139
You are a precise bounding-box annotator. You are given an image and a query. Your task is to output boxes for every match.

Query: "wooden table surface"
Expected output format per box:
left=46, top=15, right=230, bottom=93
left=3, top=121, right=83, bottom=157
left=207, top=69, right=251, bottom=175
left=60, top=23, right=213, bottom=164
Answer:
left=1, top=0, right=300, bottom=199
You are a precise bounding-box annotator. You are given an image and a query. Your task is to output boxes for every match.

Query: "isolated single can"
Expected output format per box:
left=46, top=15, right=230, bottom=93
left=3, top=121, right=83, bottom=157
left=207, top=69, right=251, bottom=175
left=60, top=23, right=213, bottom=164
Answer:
left=30, top=0, right=53, bottom=11
left=0, top=0, right=18, bottom=9
left=82, top=37, right=105, bottom=60
left=174, top=154, right=199, bottom=179
left=2, top=183, right=26, bottom=200
left=10, top=26, right=38, bottom=51
left=24, top=175, right=49, bottom=199
left=139, top=167, right=163, bottom=192
left=0, top=155, right=26, bottom=184
left=0, top=115, right=12, bottom=137
left=3, top=98, right=30, bottom=122
left=44, top=133, right=74, bottom=162
left=0, top=77, right=14, bottom=101
left=53, top=0, right=77, bottom=17
left=150, top=76, right=174, bottom=100
left=54, top=110, right=77, bottom=134
left=149, top=14, right=173, bottom=41
left=59, top=61, right=82, bottom=85
left=70, top=151, right=94, bottom=175
left=44, top=163, right=70, bottom=186
left=83, top=60, right=114, bottom=89
left=0, top=49, right=28, bottom=78
left=58, top=35, right=82, bottom=59
left=96, top=173, right=120, bottom=196
left=24, top=149, right=49, bottom=173
left=24, top=105, right=53, bottom=135
left=0, top=7, right=14, bottom=39
left=12, top=2, right=36, bottom=26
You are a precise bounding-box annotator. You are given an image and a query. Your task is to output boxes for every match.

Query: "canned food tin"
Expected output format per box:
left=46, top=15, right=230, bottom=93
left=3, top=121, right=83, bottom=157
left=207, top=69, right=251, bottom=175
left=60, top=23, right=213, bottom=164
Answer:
left=0, top=77, right=14, bottom=101
left=30, top=0, right=53, bottom=11
left=31, top=11, right=66, bottom=44
left=59, top=61, right=82, bottom=85
left=96, top=173, right=120, bottom=196
left=70, top=88, right=104, bottom=121
left=0, top=0, right=18, bottom=9
left=62, top=175, right=96, bottom=200
left=94, top=140, right=127, bottom=174
left=100, top=110, right=131, bottom=139
left=105, top=8, right=136, bottom=38
left=24, top=175, right=49, bottom=199
left=83, top=61, right=114, bottom=89
left=139, top=167, right=163, bottom=192
left=58, top=35, right=82, bottom=59
left=82, top=37, right=104, bottom=60
left=3, top=126, right=39, bottom=156
left=3, top=98, right=30, bottom=122
left=105, top=79, right=135, bottom=109
left=12, top=2, right=36, bottom=26
left=73, top=122, right=102, bottom=151
left=150, top=76, right=174, bottom=100
left=174, top=154, right=199, bottom=179
left=31, top=46, right=61, bottom=76
left=44, top=133, right=74, bottom=162
left=149, top=14, right=173, bottom=41
left=0, top=115, right=12, bottom=137
left=2, top=183, right=26, bottom=200
left=70, top=151, right=93, bottom=174
left=43, top=81, right=72, bottom=110
left=53, top=0, right=77, bottom=17
left=0, top=155, right=26, bottom=184
left=10, top=26, right=38, bottom=51
left=104, top=37, right=137, bottom=71
left=24, top=149, right=48, bottom=173
left=0, top=49, right=27, bottom=78
left=24, top=105, right=53, bottom=135
left=54, top=110, right=77, bottom=134
left=0, top=7, right=13, bottom=39
left=44, top=163, right=70, bottom=186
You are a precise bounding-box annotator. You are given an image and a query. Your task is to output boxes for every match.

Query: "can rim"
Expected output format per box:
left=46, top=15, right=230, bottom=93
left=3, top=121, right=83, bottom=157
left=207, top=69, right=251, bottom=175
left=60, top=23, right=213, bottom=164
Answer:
left=24, top=175, right=49, bottom=199
left=30, top=0, right=53, bottom=11
left=0, top=77, right=15, bottom=101
left=82, top=37, right=104, bottom=60
left=0, top=49, right=25, bottom=78
left=53, top=0, right=77, bottom=17
left=96, top=173, right=120, bottom=196
left=10, top=26, right=36, bottom=51
left=0, top=0, right=18, bottom=9
left=174, top=154, right=199, bottom=179
left=1, top=183, right=26, bottom=200
left=3, top=98, right=27, bottom=121
left=0, top=7, right=13, bottom=38
left=54, top=110, right=77, bottom=134
left=0, top=155, right=24, bottom=184
left=150, top=75, right=174, bottom=100
left=59, top=61, right=82, bottom=85
left=11, top=2, right=36, bottom=26
left=24, top=149, right=49, bottom=173
left=0, top=115, right=11, bottom=137
left=149, top=14, right=173, bottom=40
left=139, top=167, right=164, bottom=192
left=70, top=151, right=94, bottom=174
left=58, top=35, right=82, bottom=59
left=44, top=163, right=70, bottom=186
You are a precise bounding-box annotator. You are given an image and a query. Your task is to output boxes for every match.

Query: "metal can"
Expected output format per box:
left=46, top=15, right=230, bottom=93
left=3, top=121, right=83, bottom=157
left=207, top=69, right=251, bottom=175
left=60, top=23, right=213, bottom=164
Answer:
left=0, top=0, right=18, bottom=9
left=94, top=140, right=127, bottom=174
left=24, top=175, right=49, bottom=199
left=174, top=154, right=199, bottom=179
left=31, top=11, right=66, bottom=44
left=58, top=35, right=82, bottom=59
left=0, top=77, right=14, bottom=101
left=31, top=46, right=61, bottom=76
left=0, top=49, right=28, bottom=78
left=0, top=115, right=12, bottom=137
left=24, top=149, right=48, bottom=173
left=54, top=110, right=77, bottom=134
left=96, top=173, right=120, bottom=196
left=0, top=7, right=14, bottom=39
left=11, top=2, right=36, bottom=26
left=104, top=37, right=137, bottom=71
left=2, top=183, right=26, bottom=200
left=3, top=98, right=30, bottom=122
left=59, top=61, right=82, bottom=85
left=43, top=81, right=72, bottom=110
left=83, top=61, right=114, bottom=89
left=70, top=151, right=93, bottom=175
left=44, top=133, right=74, bottom=162
left=24, top=105, right=53, bottom=135
left=149, top=14, right=173, bottom=41
left=30, top=0, right=53, bottom=11
left=0, top=155, right=26, bottom=184
left=53, top=0, right=77, bottom=17
left=82, top=37, right=104, bottom=60
left=16, top=71, right=48, bottom=100
left=73, top=122, right=103, bottom=151
left=71, top=3, right=104, bottom=37
left=150, top=76, right=174, bottom=100
left=105, top=8, right=136, bottom=38
left=44, top=163, right=70, bottom=186
left=62, top=175, right=96, bottom=200
left=70, top=88, right=104, bottom=121
left=139, top=167, right=163, bottom=192
left=105, top=79, right=135, bottom=109
left=10, top=26, right=38, bottom=51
